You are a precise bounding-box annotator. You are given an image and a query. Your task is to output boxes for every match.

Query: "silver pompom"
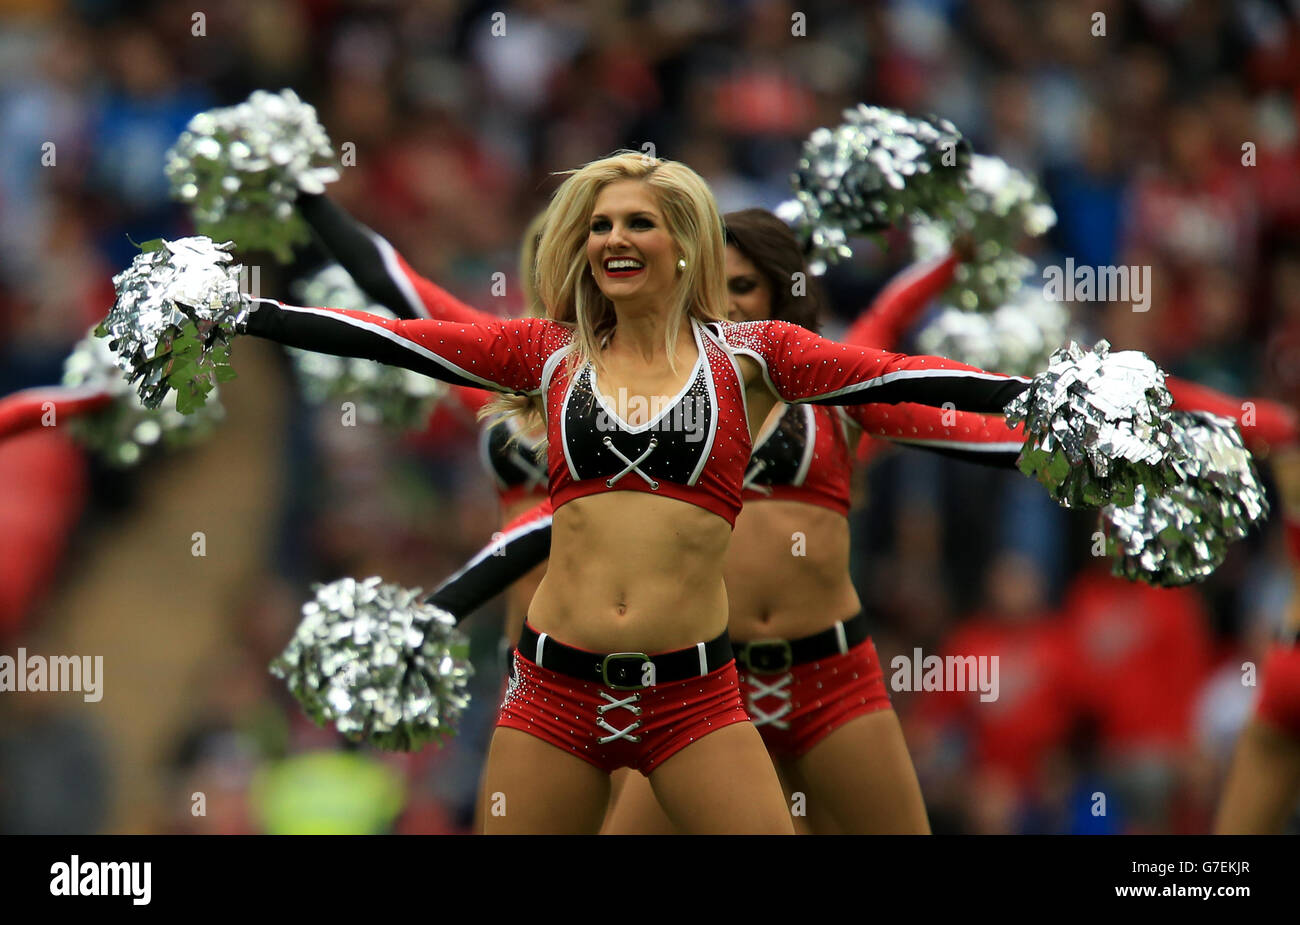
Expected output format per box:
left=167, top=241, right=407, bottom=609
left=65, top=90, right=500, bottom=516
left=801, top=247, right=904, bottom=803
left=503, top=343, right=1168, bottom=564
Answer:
left=166, top=89, right=340, bottom=262
left=911, top=155, right=1057, bottom=312
left=271, top=577, right=473, bottom=751
left=916, top=286, right=1075, bottom=377
left=61, top=327, right=224, bottom=466
left=1105, top=411, right=1270, bottom=586
left=99, top=236, right=246, bottom=413
left=785, top=104, right=970, bottom=274
left=289, top=266, right=445, bottom=428
left=1004, top=340, right=1182, bottom=508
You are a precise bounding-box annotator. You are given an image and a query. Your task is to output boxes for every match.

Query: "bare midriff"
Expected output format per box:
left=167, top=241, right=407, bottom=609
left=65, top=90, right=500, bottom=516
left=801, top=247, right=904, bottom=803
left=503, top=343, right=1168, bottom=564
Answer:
left=725, top=499, right=861, bottom=643
left=527, top=491, right=733, bottom=652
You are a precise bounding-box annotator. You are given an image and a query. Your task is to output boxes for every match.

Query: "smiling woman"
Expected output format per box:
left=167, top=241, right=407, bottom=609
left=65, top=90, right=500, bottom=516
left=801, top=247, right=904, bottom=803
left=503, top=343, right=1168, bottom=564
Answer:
left=237, top=150, right=1032, bottom=833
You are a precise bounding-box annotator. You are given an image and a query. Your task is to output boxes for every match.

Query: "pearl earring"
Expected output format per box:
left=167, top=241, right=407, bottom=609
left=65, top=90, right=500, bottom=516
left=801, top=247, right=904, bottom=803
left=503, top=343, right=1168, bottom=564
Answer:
left=677, top=257, right=687, bottom=272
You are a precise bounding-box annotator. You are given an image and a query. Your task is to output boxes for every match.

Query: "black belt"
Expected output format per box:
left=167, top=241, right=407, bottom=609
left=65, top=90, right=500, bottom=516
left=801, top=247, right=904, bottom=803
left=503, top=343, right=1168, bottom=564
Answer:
left=516, top=623, right=733, bottom=691
left=732, top=611, right=870, bottom=674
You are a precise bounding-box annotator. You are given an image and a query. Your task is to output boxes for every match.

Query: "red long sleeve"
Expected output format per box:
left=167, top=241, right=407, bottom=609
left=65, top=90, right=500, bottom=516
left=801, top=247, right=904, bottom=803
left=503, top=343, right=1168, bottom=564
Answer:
left=719, top=319, right=1028, bottom=413
left=297, top=192, right=499, bottom=325
left=425, top=498, right=553, bottom=620
left=243, top=301, right=571, bottom=395
left=1166, top=377, right=1299, bottom=454
left=843, top=252, right=959, bottom=350
left=451, top=384, right=493, bottom=416
left=0, top=387, right=114, bottom=442
left=0, top=432, right=88, bottom=639
left=844, top=402, right=1024, bottom=460
left=388, top=250, right=499, bottom=326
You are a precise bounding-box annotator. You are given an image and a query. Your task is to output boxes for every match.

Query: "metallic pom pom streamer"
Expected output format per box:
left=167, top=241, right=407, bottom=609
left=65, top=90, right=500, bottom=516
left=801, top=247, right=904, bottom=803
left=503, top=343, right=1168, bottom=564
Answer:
left=166, top=89, right=340, bottom=262
left=271, top=577, right=473, bottom=751
left=99, top=236, right=246, bottom=413
left=1004, top=340, right=1182, bottom=509
left=1104, top=412, right=1270, bottom=586
left=911, top=155, right=1057, bottom=312
left=916, top=286, right=1075, bottom=377
left=782, top=104, right=971, bottom=274
left=289, top=265, right=445, bottom=429
left=61, top=328, right=225, bottom=466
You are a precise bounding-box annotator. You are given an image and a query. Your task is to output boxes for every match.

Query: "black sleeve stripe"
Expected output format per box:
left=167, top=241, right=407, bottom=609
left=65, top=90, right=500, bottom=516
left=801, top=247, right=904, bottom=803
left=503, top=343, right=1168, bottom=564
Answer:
left=245, top=300, right=511, bottom=392
left=888, top=439, right=1022, bottom=469
left=297, top=193, right=429, bottom=321
left=424, top=518, right=553, bottom=620
left=806, top=370, right=1030, bottom=414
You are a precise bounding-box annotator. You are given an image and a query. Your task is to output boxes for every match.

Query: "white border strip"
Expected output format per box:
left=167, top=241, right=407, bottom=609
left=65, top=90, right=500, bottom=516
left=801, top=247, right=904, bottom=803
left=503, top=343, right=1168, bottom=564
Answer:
left=791, top=404, right=816, bottom=487
left=271, top=302, right=506, bottom=391
left=535, top=633, right=548, bottom=668
left=887, top=438, right=1024, bottom=454
left=370, top=230, right=432, bottom=320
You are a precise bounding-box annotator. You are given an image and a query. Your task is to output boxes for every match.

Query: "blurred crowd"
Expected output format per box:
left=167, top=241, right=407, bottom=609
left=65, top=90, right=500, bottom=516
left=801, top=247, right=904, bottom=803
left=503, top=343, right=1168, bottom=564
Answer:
left=1, top=0, right=1299, bottom=834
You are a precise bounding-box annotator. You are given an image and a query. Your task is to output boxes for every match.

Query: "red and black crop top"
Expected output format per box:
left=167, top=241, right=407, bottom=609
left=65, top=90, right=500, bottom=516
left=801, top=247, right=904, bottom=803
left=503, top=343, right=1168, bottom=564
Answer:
left=242, top=301, right=1029, bottom=526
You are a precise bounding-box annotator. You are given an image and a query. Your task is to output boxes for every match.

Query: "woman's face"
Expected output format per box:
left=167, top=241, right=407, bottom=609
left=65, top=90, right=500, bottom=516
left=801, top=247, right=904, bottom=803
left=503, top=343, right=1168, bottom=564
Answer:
left=725, top=244, right=773, bottom=322
left=586, top=179, right=680, bottom=309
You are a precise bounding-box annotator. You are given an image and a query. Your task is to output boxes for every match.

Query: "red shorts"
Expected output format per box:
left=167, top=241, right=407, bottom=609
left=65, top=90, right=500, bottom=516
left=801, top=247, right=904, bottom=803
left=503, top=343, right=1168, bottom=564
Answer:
left=1256, top=644, right=1300, bottom=740
left=738, top=637, right=892, bottom=760
left=497, top=650, right=751, bottom=775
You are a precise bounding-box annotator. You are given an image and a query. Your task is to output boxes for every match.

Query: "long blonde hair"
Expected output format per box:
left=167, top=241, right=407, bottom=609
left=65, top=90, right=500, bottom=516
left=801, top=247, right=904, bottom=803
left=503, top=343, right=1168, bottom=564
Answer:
left=518, top=209, right=547, bottom=319
left=486, top=151, right=729, bottom=438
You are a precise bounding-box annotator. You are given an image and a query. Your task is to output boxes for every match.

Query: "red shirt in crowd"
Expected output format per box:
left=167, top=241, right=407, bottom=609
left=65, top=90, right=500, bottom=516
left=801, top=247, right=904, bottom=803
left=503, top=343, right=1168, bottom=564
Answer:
left=922, top=610, right=1076, bottom=790
left=1057, top=571, right=1214, bottom=753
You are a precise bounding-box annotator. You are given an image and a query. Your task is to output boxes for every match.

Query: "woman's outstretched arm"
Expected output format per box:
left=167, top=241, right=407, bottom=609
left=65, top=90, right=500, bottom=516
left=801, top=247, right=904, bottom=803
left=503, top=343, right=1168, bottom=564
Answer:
left=842, top=252, right=960, bottom=350
left=425, top=501, right=553, bottom=621
left=240, top=300, right=569, bottom=395
left=1165, top=376, right=1298, bottom=455
left=0, top=386, right=114, bottom=442
left=844, top=402, right=1025, bottom=468
left=297, top=193, right=495, bottom=325
left=723, top=319, right=1029, bottom=415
